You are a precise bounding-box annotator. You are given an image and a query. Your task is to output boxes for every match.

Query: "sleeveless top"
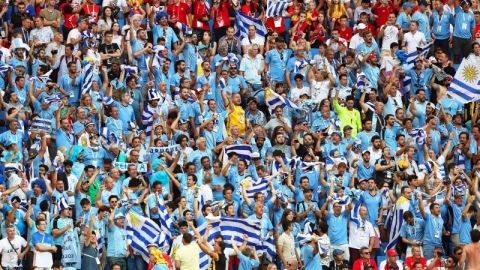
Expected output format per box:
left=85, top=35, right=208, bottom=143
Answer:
left=208, top=253, right=226, bottom=270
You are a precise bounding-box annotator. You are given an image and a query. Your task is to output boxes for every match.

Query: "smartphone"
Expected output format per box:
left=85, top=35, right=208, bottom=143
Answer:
left=30, top=197, right=37, bottom=205
left=51, top=196, right=57, bottom=204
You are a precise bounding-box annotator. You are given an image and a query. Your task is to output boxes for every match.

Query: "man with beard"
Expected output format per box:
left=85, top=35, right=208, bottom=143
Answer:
left=130, top=25, right=152, bottom=85
left=265, top=37, right=290, bottom=83
left=356, top=120, right=379, bottom=151
left=151, top=12, right=179, bottom=49
left=407, top=89, right=429, bottom=128
left=355, top=150, right=375, bottom=181
left=66, top=18, right=88, bottom=52
left=196, top=61, right=216, bottom=100
left=171, top=60, right=191, bottom=95
left=142, top=88, right=163, bottom=135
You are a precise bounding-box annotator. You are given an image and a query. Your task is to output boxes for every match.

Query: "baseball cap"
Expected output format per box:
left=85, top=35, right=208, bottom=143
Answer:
left=333, top=249, right=344, bottom=256
left=357, top=23, right=367, bottom=30
left=403, top=2, right=414, bottom=8
left=362, top=150, right=370, bottom=155
left=251, top=152, right=261, bottom=159
left=387, top=249, right=398, bottom=257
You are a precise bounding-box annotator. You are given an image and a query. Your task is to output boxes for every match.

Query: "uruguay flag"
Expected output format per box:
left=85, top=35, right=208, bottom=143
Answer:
left=265, top=87, right=301, bottom=113
left=126, top=210, right=171, bottom=262
left=81, top=63, right=94, bottom=96
left=242, top=176, right=270, bottom=200
left=225, top=144, right=253, bottom=162
left=447, top=56, right=480, bottom=104
left=385, top=196, right=411, bottom=251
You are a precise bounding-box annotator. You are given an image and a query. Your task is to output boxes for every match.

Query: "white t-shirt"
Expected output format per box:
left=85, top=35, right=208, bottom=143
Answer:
left=381, top=25, right=400, bottom=51
left=67, top=28, right=82, bottom=52
left=349, top=33, right=364, bottom=50
left=290, top=86, right=311, bottom=101
left=0, top=236, right=27, bottom=268
left=67, top=173, right=79, bottom=205
left=403, top=31, right=427, bottom=53
left=348, top=219, right=375, bottom=249
left=241, top=35, right=265, bottom=48
left=310, top=80, right=330, bottom=102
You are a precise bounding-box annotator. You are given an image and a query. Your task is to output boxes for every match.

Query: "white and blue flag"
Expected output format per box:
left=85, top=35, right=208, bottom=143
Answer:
left=447, top=56, right=480, bottom=104
left=126, top=210, right=171, bottom=262
left=234, top=11, right=267, bottom=39
left=81, top=63, right=94, bottom=96
left=266, top=0, right=291, bottom=17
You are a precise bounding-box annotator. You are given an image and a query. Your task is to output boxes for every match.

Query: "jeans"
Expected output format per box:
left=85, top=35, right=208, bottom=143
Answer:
left=423, top=244, right=435, bottom=260
left=127, top=255, right=146, bottom=270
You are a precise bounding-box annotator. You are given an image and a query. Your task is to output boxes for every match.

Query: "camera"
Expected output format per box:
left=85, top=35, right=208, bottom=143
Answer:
left=51, top=49, right=58, bottom=55
left=437, top=251, right=444, bottom=257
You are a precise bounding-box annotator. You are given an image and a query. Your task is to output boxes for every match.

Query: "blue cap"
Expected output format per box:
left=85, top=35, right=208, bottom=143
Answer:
left=156, top=12, right=168, bottom=20
left=403, top=2, right=414, bottom=8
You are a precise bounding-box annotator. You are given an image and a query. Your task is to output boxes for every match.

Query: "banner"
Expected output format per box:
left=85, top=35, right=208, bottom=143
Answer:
left=114, top=162, right=148, bottom=172
left=150, top=144, right=180, bottom=154
left=30, top=118, right=53, bottom=133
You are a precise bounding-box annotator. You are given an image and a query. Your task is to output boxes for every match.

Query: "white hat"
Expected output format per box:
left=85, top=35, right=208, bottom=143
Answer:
left=356, top=23, right=367, bottom=30
left=11, top=38, right=29, bottom=52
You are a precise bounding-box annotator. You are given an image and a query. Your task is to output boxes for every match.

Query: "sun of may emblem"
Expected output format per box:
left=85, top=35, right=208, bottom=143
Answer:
left=462, top=65, right=479, bottom=83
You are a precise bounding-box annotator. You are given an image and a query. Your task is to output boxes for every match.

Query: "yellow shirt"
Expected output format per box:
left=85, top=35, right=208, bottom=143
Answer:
left=227, top=105, right=246, bottom=136
left=175, top=242, right=201, bottom=270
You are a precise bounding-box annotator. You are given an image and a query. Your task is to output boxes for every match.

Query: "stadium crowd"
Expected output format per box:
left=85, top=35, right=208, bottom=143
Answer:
left=0, top=0, right=480, bottom=269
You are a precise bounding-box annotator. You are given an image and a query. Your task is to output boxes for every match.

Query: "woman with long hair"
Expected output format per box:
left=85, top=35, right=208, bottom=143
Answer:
left=97, top=6, right=117, bottom=32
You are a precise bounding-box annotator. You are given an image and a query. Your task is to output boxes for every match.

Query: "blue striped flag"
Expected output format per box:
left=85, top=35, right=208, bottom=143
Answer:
left=221, top=217, right=262, bottom=247
left=234, top=11, right=267, bottom=39
left=258, top=235, right=276, bottom=261
left=350, top=194, right=365, bottom=228
left=265, top=87, right=301, bottom=113
left=30, top=118, right=53, bottom=133
left=158, top=202, right=173, bottom=239
left=293, top=59, right=315, bottom=74
left=356, top=72, right=371, bottom=91
left=225, top=144, right=252, bottom=162
left=404, top=43, right=433, bottom=70
left=44, top=94, right=62, bottom=105
left=385, top=196, right=411, bottom=251
left=241, top=176, right=270, bottom=200
left=198, top=221, right=222, bottom=270
left=81, top=63, right=94, bottom=96
left=126, top=211, right=170, bottom=261
left=447, top=56, right=480, bottom=104
left=411, top=128, right=427, bottom=145
left=0, top=63, right=11, bottom=75
left=266, top=0, right=291, bottom=17
left=121, top=64, right=138, bottom=76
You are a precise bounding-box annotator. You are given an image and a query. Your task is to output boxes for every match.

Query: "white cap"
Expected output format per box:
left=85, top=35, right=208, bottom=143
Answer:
left=357, top=23, right=367, bottom=30
left=251, top=152, right=260, bottom=159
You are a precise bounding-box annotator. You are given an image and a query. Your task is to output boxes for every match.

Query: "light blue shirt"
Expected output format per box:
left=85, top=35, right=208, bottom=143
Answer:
left=423, top=213, right=444, bottom=246
left=325, top=211, right=349, bottom=245
left=431, top=10, right=454, bottom=40
left=453, top=7, right=475, bottom=38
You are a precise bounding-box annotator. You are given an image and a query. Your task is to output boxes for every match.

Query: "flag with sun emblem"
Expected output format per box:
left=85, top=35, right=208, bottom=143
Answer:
left=448, top=56, right=480, bottom=104
left=126, top=210, right=171, bottom=261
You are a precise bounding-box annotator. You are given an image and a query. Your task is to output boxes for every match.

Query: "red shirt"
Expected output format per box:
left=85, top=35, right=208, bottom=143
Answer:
left=212, top=2, right=231, bottom=29
left=265, top=16, right=285, bottom=34
left=352, top=259, right=378, bottom=270
left=404, top=256, right=427, bottom=270
left=337, top=25, right=353, bottom=41
left=192, top=0, right=210, bottom=30
left=371, top=3, right=394, bottom=27
left=167, top=2, right=191, bottom=26
left=475, top=22, right=480, bottom=40
left=367, top=23, right=377, bottom=36
left=61, top=3, right=78, bottom=29
left=82, top=4, right=100, bottom=22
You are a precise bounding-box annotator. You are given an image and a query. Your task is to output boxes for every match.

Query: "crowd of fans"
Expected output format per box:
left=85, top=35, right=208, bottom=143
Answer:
left=0, top=0, right=480, bottom=269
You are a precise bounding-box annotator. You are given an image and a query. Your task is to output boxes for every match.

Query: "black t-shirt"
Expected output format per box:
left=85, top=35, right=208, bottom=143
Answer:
left=375, top=158, right=395, bottom=184
left=98, top=42, right=120, bottom=66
